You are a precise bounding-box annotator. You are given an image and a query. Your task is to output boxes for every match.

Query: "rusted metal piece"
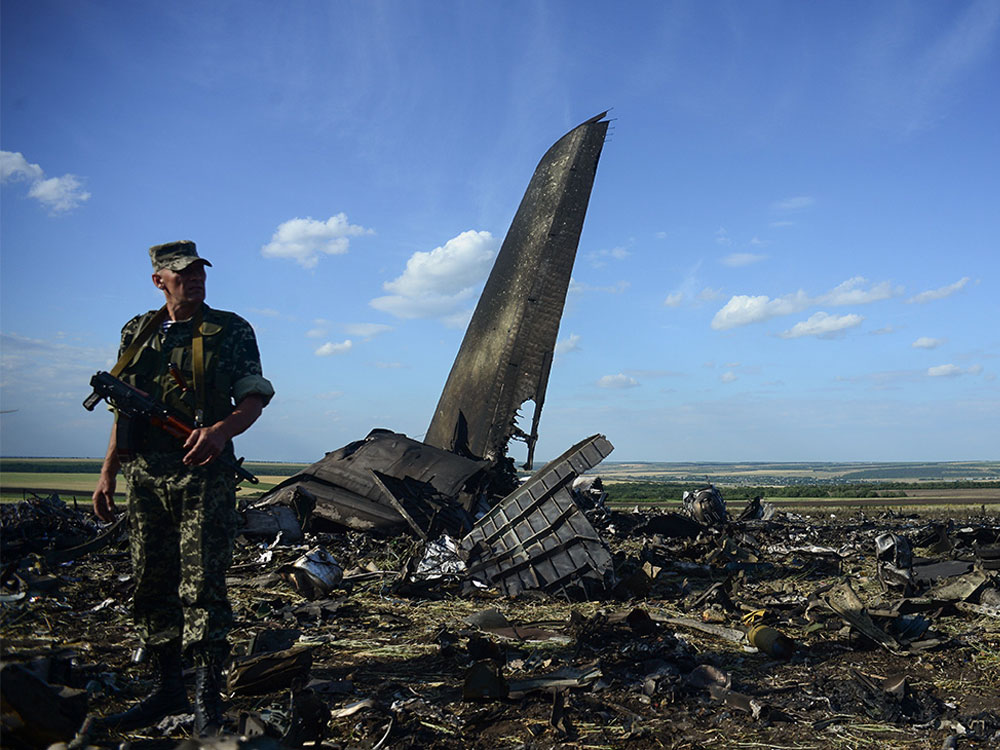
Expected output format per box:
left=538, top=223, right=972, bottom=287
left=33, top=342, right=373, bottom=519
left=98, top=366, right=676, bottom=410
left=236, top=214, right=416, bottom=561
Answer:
left=461, top=434, right=616, bottom=600
left=425, top=113, right=611, bottom=468
left=747, top=624, right=795, bottom=659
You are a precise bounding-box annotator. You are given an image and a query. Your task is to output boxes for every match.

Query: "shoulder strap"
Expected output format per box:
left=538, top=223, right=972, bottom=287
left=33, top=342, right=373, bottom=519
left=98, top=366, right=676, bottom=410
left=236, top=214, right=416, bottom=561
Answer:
left=192, top=305, right=205, bottom=426
left=109, top=305, right=168, bottom=377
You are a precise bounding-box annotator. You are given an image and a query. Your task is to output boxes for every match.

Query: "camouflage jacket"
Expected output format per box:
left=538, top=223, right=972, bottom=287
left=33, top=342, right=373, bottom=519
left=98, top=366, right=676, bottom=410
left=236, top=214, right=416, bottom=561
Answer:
left=117, top=304, right=274, bottom=459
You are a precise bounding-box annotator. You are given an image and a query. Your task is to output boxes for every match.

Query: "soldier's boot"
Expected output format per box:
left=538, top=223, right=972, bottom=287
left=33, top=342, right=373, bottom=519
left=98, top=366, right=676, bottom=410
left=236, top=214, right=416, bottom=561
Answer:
left=193, top=662, right=225, bottom=736
left=103, top=644, right=189, bottom=731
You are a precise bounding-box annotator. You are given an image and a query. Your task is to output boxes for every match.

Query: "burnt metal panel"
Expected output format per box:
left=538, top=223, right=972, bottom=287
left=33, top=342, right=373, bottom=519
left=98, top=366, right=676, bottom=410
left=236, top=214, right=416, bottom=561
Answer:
left=370, top=470, right=475, bottom=540
left=460, top=434, right=615, bottom=600
left=425, top=113, right=610, bottom=466
left=262, top=481, right=407, bottom=533
left=257, top=429, right=488, bottom=533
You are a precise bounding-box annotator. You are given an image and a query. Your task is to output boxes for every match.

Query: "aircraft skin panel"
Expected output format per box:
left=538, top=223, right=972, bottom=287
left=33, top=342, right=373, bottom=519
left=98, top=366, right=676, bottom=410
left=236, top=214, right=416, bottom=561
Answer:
left=425, top=112, right=610, bottom=461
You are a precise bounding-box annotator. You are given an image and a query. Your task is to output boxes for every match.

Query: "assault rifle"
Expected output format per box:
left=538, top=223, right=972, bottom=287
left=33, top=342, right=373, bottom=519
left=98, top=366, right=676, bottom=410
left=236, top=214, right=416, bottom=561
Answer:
left=83, top=370, right=259, bottom=484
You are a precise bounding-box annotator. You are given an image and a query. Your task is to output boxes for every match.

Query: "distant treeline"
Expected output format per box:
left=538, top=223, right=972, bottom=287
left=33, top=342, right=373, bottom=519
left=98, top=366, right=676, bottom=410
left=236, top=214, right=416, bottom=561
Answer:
left=836, top=467, right=998, bottom=480
left=0, top=459, right=307, bottom=475
left=603, top=480, right=1000, bottom=505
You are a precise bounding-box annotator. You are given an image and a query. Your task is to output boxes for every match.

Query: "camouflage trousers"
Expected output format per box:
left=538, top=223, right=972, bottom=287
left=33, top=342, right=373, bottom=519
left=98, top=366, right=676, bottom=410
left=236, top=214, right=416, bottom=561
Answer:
left=123, top=453, right=238, bottom=665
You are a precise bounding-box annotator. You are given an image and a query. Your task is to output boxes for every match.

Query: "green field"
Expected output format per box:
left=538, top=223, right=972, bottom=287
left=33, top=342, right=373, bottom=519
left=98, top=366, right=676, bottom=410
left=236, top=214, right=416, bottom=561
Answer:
left=3, top=458, right=999, bottom=509
left=0, top=458, right=303, bottom=502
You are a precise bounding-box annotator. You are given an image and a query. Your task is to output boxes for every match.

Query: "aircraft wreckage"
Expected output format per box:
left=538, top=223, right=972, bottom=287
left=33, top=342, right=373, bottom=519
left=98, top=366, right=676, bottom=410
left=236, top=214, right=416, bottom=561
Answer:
left=7, top=117, right=1000, bottom=750
left=250, top=112, right=615, bottom=597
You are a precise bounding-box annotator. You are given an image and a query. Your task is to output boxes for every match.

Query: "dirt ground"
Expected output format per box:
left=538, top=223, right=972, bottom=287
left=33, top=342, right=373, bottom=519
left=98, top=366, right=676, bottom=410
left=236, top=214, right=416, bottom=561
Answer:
left=2, top=497, right=999, bottom=749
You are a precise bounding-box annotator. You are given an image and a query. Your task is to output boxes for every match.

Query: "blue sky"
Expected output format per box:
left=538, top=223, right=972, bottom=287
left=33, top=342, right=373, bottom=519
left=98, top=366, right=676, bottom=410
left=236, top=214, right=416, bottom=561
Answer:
left=2, top=0, right=998, bottom=463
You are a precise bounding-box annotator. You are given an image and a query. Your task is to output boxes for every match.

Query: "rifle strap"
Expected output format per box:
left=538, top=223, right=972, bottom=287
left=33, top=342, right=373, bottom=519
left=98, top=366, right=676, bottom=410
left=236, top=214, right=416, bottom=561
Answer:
left=109, top=305, right=168, bottom=377
left=192, top=306, right=206, bottom=426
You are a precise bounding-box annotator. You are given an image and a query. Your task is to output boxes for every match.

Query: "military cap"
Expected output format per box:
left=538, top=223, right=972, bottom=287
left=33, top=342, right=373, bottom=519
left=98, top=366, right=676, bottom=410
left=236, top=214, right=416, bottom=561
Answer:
left=149, top=240, right=213, bottom=272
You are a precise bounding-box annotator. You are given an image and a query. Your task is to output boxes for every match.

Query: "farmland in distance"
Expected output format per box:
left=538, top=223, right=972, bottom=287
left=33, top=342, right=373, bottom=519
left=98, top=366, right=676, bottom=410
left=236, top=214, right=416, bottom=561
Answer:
left=2, top=458, right=998, bottom=510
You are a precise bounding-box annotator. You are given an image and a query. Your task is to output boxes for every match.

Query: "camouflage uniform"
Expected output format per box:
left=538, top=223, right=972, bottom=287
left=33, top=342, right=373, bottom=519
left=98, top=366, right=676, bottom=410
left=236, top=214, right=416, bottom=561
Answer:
left=117, top=305, right=273, bottom=665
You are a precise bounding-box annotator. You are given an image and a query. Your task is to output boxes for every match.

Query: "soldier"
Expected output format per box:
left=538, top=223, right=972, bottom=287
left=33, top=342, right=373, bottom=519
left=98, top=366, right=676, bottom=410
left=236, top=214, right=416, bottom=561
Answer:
left=91, top=240, right=274, bottom=735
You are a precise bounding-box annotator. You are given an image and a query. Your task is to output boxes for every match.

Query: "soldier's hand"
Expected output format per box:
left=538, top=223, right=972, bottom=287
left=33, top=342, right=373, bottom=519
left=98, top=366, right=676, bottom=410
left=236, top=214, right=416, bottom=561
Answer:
left=182, top=424, right=228, bottom=466
left=93, top=475, right=118, bottom=522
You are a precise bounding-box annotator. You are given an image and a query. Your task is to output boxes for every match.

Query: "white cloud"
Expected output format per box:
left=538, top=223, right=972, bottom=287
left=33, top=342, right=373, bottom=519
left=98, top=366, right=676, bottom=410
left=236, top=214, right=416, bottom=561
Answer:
left=585, top=246, right=630, bottom=267
left=927, top=363, right=983, bottom=377
left=0, top=151, right=44, bottom=182
left=305, top=318, right=333, bottom=338
left=343, top=323, right=392, bottom=339
left=712, top=277, right=897, bottom=331
left=597, top=373, right=639, bottom=389
left=715, top=227, right=732, bottom=246
left=370, top=230, right=497, bottom=322
left=870, top=325, right=896, bottom=335
left=819, top=277, right=900, bottom=305
left=711, top=290, right=811, bottom=330
left=927, top=364, right=961, bottom=377
left=384, top=230, right=496, bottom=296
left=720, top=371, right=738, bottom=383
left=771, top=196, right=815, bottom=212
left=261, top=214, right=373, bottom=269
left=662, top=262, right=706, bottom=310
left=1, top=150, right=90, bottom=213
left=315, top=339, right=353, bottom=356
left=697, top=287, right=724, bottom=302
left=440, top=308, right=475, bottom=330
left=912, top=336, right=946, bottom=349
left=780, top=312, right=864, bottom=339
left=371, top=289, right=478, bottom=321
left=908, top=277, right=970, bottom=304
left=555, top=333, right=581, bottom=355
left=29, top=175, right=90, bottom=213
left=0, top=332, right=115, bottom=397
left=721, top=252, right=766, bottom=267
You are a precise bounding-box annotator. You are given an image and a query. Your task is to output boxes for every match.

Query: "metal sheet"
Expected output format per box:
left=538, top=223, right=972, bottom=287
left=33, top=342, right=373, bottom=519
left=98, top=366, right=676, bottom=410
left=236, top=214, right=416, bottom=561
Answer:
left=257, top=429, right=488, bottom=533
left=461, top=434, right=615, bottom=600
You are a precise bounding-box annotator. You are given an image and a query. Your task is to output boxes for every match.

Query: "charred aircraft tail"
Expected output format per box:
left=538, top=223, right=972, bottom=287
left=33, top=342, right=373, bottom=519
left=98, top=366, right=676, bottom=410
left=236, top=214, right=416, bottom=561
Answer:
left=424, top=112, right=610, bottom=467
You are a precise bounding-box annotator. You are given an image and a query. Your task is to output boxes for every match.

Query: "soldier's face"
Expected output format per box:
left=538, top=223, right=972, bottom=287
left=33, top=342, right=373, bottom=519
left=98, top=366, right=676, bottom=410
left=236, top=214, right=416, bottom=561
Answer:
left=154, top=262, right=207, bottom=307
